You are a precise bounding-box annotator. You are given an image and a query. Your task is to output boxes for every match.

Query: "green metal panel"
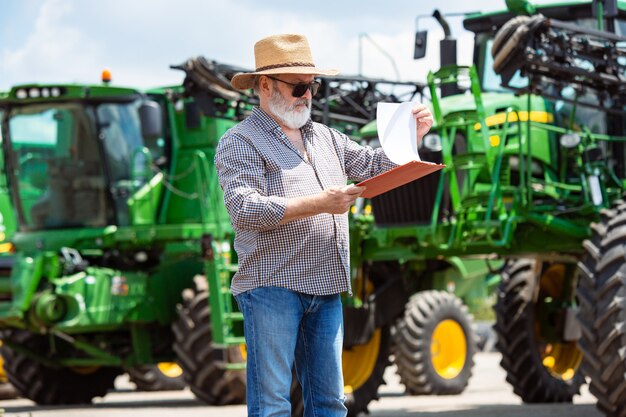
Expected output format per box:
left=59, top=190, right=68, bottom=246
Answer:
left=50, top=267, right=149, bottom=330
left=127, top=173, right=165, bottom=225
left=144, top=252, right=203, bottom=325
left=159, top=99, right=234, bottom=233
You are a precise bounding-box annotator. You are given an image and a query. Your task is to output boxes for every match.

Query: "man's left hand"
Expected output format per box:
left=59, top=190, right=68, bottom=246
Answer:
left=412, top=103, right=434, bottom=145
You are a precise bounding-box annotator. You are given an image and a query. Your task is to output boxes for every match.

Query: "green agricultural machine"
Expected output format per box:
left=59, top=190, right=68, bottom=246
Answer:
left=490, top=2, right=626, bottom=415
left=346, top=0, right=626, bottom=416
left=0, top=76, right=247, bottom=405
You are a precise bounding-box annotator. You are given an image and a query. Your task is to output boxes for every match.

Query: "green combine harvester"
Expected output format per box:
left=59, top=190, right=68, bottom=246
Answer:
left=0, top=76, right=246, bottom=405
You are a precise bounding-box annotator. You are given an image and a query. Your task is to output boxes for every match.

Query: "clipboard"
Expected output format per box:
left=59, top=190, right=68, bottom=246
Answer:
left=357, top=160, right=445, bottom=199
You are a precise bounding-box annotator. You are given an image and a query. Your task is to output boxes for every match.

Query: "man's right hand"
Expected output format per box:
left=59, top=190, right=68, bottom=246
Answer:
left=280, top=184, right=366, bottom=225
left=320, top=184, right=365, bottom=214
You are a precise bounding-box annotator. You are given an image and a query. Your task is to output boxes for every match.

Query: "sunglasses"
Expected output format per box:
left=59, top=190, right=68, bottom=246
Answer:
left=266, top=76, right=320, bottom=97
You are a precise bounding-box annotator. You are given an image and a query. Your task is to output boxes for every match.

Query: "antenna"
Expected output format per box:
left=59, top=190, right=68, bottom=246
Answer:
left=358, top=32, right=401, bottom=81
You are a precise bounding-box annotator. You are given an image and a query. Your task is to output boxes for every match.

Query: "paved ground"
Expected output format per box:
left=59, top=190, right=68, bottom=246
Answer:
left=0, top=352, right=602, bottom=417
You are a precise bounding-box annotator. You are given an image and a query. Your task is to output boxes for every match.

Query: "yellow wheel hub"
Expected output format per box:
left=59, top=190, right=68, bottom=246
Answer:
left=537, top=264, right=583, bottom=381
left=431, top=319, right=466, bottom=379
left=342, top=329, right=381, bottom=394
left=156, top=362, right=183, bottom=378
left=342, top=276, right=384, bottom=393
left=542, top=342, right=581, bottom=381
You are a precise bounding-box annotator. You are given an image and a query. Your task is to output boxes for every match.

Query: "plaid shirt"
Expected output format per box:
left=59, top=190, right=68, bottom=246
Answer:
left=215, top=107, right=396, bottom=296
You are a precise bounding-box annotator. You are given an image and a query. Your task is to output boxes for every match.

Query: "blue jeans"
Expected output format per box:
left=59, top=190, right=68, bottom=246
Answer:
left=235, top=286, right=347, bottom=417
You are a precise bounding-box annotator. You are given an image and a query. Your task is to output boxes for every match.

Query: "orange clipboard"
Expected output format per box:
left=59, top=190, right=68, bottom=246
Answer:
left=357, top=160, right=445, bottom=199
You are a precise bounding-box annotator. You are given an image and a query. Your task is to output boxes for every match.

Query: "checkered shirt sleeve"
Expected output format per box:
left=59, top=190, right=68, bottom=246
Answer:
left=215, top=107, right=397, bottom=296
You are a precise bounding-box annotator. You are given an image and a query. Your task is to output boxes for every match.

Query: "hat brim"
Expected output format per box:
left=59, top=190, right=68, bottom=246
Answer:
left=231, top=66, right=340, bottom=90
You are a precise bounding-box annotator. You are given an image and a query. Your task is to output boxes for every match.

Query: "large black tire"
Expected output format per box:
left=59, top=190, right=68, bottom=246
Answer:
left=393, top=290, right=475, bottom=395
left=577, top=202, right=626, bottom=417
left=172, top=275, right=246, bottom=405
left=0, top=330, right=120, bottom=405
left=343, top=325, right=391, bottom=416
left=494, top=259, right=585, bottom=403
left=128, top=363, right=186, bottom=391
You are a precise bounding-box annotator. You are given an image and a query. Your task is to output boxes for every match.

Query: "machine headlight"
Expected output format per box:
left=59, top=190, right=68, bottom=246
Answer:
left=422, top=133, right=442, bottom=152
left=560, top=133, right=581, bottom=148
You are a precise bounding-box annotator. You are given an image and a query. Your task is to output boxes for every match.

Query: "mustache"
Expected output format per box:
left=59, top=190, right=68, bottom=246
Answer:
left=289, top=98, right=310, bottom=110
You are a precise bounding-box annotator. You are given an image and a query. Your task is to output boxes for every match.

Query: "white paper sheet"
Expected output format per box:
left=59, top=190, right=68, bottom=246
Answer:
left=376, top=102, right=420, bottom=165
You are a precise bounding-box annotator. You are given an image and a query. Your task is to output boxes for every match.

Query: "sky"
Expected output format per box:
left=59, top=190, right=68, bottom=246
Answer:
left=0, top=0, right=535, bottom=91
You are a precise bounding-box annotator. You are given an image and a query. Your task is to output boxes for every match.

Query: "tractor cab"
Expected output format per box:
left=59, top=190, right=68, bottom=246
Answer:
left=466, top=1, right=626, bottom=147
left=0, top=85, right=165, bottom=231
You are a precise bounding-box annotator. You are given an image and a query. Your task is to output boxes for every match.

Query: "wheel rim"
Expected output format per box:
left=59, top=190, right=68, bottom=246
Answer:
left=343, top=276, right=381, bottom=394
left=156, top=362, right=183, bottom=378
left=431, top=319, right=466, bottom=379
left=342, top=329, right=381, bottom=393
left=537, top=264, right=583, bottom=381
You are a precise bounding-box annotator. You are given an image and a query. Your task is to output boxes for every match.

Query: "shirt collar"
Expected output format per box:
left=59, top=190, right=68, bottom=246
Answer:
left=251, top=107, right=282, bottom=133
left=301, top=118, right=315, bottom=141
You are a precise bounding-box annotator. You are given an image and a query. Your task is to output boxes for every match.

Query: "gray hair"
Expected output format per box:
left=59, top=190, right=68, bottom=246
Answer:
left=252, top=75, right=277, bottom=96
left=252, top=76, right=261, bottom=96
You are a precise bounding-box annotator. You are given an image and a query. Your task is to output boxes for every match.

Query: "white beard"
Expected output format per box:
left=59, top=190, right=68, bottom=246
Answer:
left=268, top=86, right=311, bottom=129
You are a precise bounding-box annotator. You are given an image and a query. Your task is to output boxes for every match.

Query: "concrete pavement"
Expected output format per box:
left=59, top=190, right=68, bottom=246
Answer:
left=0, top=352, right=602, bottom=417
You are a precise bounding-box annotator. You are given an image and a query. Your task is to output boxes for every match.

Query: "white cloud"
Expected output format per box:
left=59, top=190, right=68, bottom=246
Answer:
left=0, top=0, right=511, bottom=90
left=1, top=0, right=103, bottom=86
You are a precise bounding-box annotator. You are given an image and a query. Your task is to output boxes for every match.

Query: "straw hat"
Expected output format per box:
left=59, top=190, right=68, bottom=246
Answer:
left=231, top=34, right=339, bottom=90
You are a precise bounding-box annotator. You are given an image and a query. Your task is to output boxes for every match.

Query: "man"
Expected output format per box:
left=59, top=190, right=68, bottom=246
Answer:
left=215, top=33, right=433, bottom=417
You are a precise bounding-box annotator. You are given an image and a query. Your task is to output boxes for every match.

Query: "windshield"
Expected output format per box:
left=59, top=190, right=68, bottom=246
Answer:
left=97, top=100, right=167, bottom=226
left=482, top=37, right=528, bottom=93
left=7, top=103, right=108, bottom=229
left=4, top=99, right=166, bottom=230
